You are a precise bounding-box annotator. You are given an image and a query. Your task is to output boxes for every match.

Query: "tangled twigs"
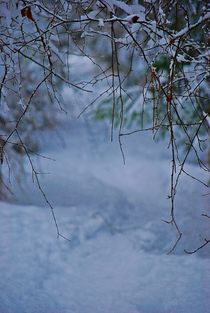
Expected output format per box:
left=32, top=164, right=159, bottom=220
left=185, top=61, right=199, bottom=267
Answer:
left=0, top=0, right=209, bottom=252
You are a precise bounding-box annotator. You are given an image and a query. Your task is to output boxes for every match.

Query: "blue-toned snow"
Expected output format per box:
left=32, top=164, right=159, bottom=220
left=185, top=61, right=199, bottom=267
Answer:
left=0, top=56, right=210, bottom=312
left=0, top=118, right=209, bottom=313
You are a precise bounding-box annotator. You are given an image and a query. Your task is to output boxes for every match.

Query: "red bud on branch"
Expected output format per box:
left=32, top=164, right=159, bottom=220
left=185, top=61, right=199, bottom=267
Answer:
left=21, top=6, right=34, bottom=22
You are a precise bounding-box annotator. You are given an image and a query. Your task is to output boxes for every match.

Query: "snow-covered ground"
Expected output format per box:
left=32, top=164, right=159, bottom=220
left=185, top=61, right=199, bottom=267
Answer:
left=0, top=117, right=210, bottom=313
left=0, top=56, right=210, bottom=312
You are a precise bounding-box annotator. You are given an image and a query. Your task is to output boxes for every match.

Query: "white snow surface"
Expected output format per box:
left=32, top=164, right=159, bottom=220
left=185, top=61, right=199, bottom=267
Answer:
left=0, top=118, right=210, bottom=313
left=0, top=55, right=210, bottom=312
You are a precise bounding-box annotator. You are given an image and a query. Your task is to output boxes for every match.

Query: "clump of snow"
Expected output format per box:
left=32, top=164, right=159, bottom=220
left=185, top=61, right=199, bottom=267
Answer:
left=98, top=18, right=104, bottom=28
